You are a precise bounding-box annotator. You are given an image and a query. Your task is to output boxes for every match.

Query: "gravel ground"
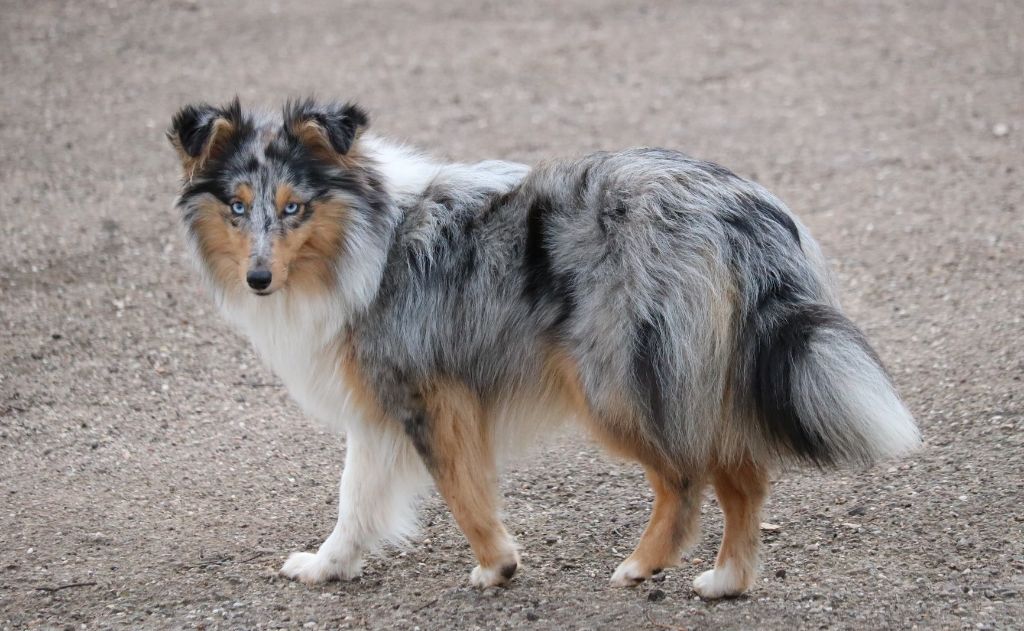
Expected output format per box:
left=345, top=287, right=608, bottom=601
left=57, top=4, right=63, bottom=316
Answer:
left=2, top=1, right=1022, bottom=629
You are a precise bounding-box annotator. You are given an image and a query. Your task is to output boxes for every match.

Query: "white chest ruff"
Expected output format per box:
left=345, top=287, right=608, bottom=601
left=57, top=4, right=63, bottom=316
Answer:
left=222, top=292, right=359, bottom=431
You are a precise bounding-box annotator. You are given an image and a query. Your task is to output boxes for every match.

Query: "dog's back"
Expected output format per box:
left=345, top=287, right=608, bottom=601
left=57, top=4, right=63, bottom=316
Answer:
left=353, top=148, right=918, bottom=473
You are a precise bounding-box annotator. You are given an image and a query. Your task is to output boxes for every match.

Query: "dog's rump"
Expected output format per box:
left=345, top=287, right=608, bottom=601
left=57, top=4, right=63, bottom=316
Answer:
left=512, top=149, right=918, bottom=469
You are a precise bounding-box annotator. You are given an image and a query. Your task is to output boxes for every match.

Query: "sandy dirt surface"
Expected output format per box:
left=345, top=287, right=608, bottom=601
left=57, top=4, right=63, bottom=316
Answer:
left=2, top=0, right=1022, bottom=629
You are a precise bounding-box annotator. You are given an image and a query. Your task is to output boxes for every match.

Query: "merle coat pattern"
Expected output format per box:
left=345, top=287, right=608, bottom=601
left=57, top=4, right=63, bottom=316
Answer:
left=169, top=99, right=919, bottom=598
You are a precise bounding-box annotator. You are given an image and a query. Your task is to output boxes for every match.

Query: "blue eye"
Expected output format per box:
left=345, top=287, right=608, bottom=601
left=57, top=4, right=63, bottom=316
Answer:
left=230, top=201, right=246, bottom=215
left=283, top=202, right=301, bottom=215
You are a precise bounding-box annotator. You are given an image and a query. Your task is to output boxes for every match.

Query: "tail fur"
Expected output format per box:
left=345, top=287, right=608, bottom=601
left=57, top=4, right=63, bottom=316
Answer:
left=755, top=304, right=920, bottom=466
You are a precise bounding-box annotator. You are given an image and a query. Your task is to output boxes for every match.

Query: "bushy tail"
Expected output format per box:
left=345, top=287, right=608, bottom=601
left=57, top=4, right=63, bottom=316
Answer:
left=755, top=304, right=920, bottom=467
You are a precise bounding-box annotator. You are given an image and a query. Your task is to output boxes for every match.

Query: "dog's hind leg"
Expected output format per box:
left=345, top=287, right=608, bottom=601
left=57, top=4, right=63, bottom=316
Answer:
left=280, top=421, right=429, bottom=584
left=610, top=465, right=703, bottom=586
left=412, top=381, right=520, bottom=588
left=692, top=460, right=769, bottom=599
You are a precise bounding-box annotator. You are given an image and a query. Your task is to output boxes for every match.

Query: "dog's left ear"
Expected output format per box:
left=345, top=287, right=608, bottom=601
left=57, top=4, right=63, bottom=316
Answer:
left=285, top=99, right=369, bottom=160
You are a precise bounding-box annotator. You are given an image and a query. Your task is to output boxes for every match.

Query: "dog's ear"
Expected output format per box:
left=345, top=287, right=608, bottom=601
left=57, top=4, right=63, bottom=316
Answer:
left=167, top=98, right=242, bottom=176
left=284, top=99, right=369, bottom=160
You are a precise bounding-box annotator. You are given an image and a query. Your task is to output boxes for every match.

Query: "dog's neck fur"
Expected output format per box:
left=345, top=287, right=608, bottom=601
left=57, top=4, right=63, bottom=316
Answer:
left=360, top=134, right=445, bottom=209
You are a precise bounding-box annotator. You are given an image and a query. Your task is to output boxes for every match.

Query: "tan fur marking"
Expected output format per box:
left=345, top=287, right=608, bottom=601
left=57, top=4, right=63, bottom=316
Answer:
left=289, top=121, right=364, bottom=169
left=709, top=460, right=769, bottom=589
left=620, top=467, right=702, bottom=575
left=338, top=343, right=387, bottom=424
left=234, top=183, right=254, bottom=206
left=545, top=346, right=667, bottom=471
left=419, top=380, right=516, bottom=572
left=190, top=199, right=251, bottom=291
left=540, top=346, right=591, bottom=419
left=268, top=199, right=349, bottom=295
left=189, top=190, right=349, bottom=296
left=172, top=117, right=236, bottom=180
left=274, top=183, right=295, bottom=213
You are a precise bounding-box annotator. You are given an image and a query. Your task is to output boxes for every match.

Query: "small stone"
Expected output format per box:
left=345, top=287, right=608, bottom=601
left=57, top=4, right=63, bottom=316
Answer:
left=992, top=123, right=1009, bottom=137
left=525, top=611, right=539, bottom=621
left=544, top=537, right=558, bottom=545
left=760, top=522, right=781, bottom=531
left=775, top=569, right=787, bottom=579
left=647, top=589, right=666, bottom=602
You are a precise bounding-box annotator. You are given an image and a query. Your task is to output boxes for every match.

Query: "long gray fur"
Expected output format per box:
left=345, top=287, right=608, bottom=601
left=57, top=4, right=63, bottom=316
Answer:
left=349, top=147, right=919, bottom=470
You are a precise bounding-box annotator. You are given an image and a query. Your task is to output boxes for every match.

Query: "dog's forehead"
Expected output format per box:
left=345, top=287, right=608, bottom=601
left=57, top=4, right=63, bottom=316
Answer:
left=221, top=129, right=298, bottom=193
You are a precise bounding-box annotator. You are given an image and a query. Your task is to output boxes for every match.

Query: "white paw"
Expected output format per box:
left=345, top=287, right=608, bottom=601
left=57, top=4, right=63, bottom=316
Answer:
left=280, top=551, right=362, bottom=585
left=469, top=555, right=519, bottom=588
left=692, top=563, right=748, bottom=599
left=609, top=558, right=650, bottom=587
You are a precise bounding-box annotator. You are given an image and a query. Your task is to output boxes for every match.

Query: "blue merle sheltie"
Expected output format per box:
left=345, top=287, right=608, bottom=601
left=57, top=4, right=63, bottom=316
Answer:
left=167, top=98, right=919, bottom=598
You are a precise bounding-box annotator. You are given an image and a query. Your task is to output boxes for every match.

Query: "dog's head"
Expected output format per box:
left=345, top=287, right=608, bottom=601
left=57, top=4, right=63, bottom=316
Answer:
left=168, top=98, right=376, bottom=297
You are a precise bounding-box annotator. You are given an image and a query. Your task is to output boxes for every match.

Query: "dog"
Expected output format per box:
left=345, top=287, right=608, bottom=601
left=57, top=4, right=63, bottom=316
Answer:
left=167, top=98, right=919, bottom=598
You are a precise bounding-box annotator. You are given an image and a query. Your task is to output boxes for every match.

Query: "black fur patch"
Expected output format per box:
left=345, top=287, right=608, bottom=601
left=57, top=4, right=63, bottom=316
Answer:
left=522, top=197, right=553, bottom=302
left=742, top=194, right=801, bottom=246
left=171, top=104, right=217, bottom=157
left=521, top=197, right=575, bottom=326
left=179, top=177, right=232, bottom=208
left=169, top=98, right=246, bottom=159
left=755, top=271, right=803, bottom=312
left=753, top=303, right=878, bottom=466
left=633, top=316, right=669, bottom=437
left=403, top=413, right=433, bottom=468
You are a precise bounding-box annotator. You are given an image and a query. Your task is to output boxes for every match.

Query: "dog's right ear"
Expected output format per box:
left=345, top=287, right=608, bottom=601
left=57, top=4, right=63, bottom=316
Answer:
left=167, top=98, right=241, bottom=177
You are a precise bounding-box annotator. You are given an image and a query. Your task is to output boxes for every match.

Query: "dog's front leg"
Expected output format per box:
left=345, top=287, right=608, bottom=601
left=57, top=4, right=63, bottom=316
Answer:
left=280, top=422, right=428, bottom=584
left=410, top=381, right=520, bottom=588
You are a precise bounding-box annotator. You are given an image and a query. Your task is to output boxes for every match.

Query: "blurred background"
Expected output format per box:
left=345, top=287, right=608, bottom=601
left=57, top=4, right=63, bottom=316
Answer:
left=1, top=1, right=1021, bottom=629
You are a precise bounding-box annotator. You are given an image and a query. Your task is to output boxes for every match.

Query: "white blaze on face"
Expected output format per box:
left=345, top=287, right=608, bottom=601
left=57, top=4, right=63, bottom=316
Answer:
left=247, top=191, right=278, bottom=265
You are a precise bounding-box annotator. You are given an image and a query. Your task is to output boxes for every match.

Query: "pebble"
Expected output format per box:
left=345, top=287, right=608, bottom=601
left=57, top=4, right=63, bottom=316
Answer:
left=992, top=123, right=1009, bottom=137
left=647, top=589, right=666, bottom=602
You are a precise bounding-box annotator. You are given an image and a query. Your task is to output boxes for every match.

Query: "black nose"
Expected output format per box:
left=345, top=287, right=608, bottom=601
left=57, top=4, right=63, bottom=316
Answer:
left=246, top=268, right=272, bottom=291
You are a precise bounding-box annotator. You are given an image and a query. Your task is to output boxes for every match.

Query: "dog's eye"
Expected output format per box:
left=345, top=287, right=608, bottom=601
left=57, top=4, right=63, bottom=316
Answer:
left=230, top=201, right=246, bottom=215
left=283, top=202, right=301, bottom=216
